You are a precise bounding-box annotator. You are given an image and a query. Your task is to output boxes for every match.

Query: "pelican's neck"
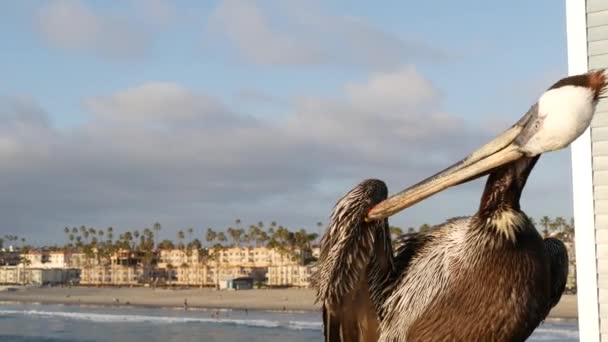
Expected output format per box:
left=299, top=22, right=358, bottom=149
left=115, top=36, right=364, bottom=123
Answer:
left=476, top=156, right=539, bottom=240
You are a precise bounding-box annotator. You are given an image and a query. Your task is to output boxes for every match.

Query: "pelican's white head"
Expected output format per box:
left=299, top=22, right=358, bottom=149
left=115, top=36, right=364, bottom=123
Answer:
left=520, top=70, right=608, bottom=156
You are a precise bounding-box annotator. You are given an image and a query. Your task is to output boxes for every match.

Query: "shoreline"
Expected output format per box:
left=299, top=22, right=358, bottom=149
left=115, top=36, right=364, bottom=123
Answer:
left=0, top=287, right=578, bottom=319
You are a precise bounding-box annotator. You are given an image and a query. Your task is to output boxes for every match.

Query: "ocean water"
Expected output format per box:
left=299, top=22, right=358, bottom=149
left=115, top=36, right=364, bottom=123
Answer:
left=0, top=303, right=579, bottom=341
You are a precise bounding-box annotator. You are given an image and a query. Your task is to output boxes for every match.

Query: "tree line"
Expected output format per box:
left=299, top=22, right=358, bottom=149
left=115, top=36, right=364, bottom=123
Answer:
left=1, top=216, right=575, bottom=257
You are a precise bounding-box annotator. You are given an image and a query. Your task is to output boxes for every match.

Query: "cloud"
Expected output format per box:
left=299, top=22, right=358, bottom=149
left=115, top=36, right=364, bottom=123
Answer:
left=0, top=64, right=577, bottom=246
left=206, top=0, right=449, bottom=68
left=33, top=0, right=171, bottom=60
left=0, top=65, right=497, bottom=243
left=85, top=82, right=251, bottom=128
left=129, top=0, right=176, bottom=28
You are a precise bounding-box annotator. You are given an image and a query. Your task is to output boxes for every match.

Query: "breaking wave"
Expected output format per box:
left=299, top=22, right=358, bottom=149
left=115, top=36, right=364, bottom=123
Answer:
left=0, top=309, right=322, bottom=331
left=0, top=309, right=577, bottom=339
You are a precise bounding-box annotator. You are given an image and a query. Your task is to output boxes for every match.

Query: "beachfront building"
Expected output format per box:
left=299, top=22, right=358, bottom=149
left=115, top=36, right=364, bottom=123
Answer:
left=22, top=251, right=46, bottom=267
left=267, top=264, right=317, bottom=288
left=0, top=266, right=75, bottom=285
left=0, top=250, right=21, bottom=266
left=568, top=1, right=608, bottom=340
left=22, top=250, right=73, bottom=269
left=219, top=277, right=254, bottom=290
left=564, top=241, right=577, bottom=292
left=0, top=266, right=21, bottom=284
left=156, top=247, right=311, bottom=286
left=311, top=246, right=321, bottom=259
left=79, top=265, right=153, bottom=286
left=47, top=251, right=72, bottom=268
left=209, top=246, right=307, bottom=267
left=69, top=252, right=92, bottom=268
left=158, top=248, right=203, bottom=267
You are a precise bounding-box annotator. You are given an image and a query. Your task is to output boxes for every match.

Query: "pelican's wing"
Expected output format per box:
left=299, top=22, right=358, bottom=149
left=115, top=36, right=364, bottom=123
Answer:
left=314, top=179, right=389, bottom=342
left=543, top=237, right=569, bottom=309
left=322, top=278, right=380, bottom=342
left=393, top=231, right=435, bottom=274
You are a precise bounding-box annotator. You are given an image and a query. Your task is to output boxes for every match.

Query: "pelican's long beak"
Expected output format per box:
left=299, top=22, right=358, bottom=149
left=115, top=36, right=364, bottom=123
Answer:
left=367, top=70, right=607, bottom=221
left=366, top=106, right=537, bottom=221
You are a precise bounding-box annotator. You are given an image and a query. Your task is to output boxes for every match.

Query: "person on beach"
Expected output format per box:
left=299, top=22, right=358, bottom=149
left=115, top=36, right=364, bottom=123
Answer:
left=184, top=298, right=188, bottom=311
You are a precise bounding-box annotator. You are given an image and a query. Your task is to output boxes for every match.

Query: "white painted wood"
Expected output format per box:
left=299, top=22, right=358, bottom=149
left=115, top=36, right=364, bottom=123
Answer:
left=597, top=101, right=608, bottom=112
left=594, top=127, right=608, bottom=142
left=590, top=40, right=608, bottom=55
left=595, top=141, right=608, bottom=156
left=596, top=187, right=608, bottom=200
left=595, top=172, right=608, bottom=186
left=597, top=243, right=608, bottom=258
left=593, top=113, right=608, bottom=128
left=597, top=199, right=608, bottom=214
left=589, top=0, right=608, bottom=13
left=568, top=0, right=600, bottom=339
left=594, top=157, right=608, bottom=171
left=589, top=11, right=608, bottom=28
left=598, top=230, right=608, bottom=244
left=591, top=54, right=608, bottom=69
left=597, top=214, right=608, bottom=230
left=589, top=26, right=608, bottom=42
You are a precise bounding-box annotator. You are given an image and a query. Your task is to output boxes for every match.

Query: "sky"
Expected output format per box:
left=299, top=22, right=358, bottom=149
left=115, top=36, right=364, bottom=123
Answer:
left=0, top=0, right=572, bottom=245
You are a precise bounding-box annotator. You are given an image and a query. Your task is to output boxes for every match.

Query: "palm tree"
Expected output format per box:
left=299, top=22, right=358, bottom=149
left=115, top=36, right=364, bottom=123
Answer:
left=217, top=232, right=227, bottom=245
left=177, top=230, right=185, bottom=249
left=259, top=231, right=270, bottom=247
left=407, top=227, right=416, bottom=234
left=316, top=222, right=323, bottom=239
left=124, top=231, right=133, bottom=249
left=206, top=228, right=217, bottom=246
left=389, top=226, right=403, bottom=239
left=248, top=225, right=260, bottom=247
left=554, top=217, right=567, bottom=235
left=540, top=216, right=551, bottom=237
left=187, top=227, right=194, bottom=244
left=227, top=227, right=240, bottom=247
left=63, top=227, right=70, bottom=245
left=419, top=223, right=432, bottom=232
left=134, top=230, right=140, bottom=241
left=106, top=227, right=114, bottom=244
left=549, top=222, right=559, bottom=235
left=158, top=239, right=175, bottom=249
left=236, top=229, right=245, bottom=246
left=235, top=219, right=242, bottom=230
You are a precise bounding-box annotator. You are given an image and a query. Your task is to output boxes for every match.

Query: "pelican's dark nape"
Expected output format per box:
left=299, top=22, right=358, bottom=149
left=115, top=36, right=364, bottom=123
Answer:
left=314, top=70, right=607, bottom=341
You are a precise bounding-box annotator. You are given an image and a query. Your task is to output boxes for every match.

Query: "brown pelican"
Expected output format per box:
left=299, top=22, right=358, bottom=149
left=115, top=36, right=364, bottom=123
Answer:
left=314, top=70, right=607, bottom=341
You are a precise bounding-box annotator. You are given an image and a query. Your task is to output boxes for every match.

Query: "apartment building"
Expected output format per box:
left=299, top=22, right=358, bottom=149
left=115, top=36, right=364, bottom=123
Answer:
left=0, top=266, right=74, bottom=285
left=0, top=251, right=21, bottom=266
left=209, top=247, right=305, bottom=267
left=267, top=263, right=317, bottom=288
left=22, top=250, right=72, bottom=269
left=158, top=249, right=203, bottom=268
left=80, top=265, right=152, bottom=286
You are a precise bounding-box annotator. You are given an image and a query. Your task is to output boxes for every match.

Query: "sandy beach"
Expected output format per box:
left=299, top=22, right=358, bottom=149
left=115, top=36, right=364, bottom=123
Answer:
left=0, top=286, right=577, bottom=319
